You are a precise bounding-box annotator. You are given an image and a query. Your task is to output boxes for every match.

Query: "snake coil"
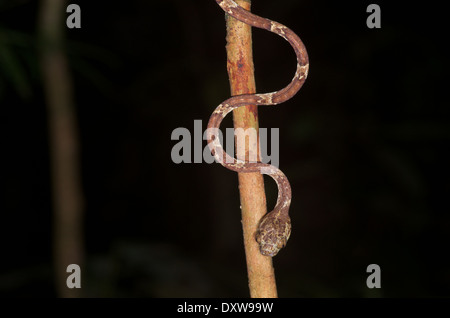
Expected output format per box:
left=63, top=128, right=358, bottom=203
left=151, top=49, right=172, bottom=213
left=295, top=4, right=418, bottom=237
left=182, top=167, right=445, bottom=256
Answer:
left=207, top=0, right=309, bottom=257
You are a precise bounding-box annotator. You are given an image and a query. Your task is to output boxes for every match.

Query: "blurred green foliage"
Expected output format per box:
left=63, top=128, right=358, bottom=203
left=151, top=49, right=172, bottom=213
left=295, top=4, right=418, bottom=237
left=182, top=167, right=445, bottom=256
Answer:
left=0, top=26, right=35, bottom=99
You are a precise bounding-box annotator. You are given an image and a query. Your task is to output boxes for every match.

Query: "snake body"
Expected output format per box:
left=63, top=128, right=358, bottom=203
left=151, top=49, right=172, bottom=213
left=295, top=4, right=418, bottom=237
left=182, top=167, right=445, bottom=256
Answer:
left=207, top=0, right=309, bottom=257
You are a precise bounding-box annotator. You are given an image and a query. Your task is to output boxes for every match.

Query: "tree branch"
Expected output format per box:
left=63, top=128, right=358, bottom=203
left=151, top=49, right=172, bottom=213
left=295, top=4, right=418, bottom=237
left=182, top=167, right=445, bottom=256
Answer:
left=38, top=0, right=84, bottom=297
left=225, top=0, right=278, bottom=298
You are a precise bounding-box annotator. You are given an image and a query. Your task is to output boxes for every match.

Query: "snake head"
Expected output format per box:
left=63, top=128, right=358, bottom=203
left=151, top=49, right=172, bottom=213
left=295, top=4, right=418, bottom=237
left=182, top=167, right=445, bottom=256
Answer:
left=255, top=212, right=291, bottom=257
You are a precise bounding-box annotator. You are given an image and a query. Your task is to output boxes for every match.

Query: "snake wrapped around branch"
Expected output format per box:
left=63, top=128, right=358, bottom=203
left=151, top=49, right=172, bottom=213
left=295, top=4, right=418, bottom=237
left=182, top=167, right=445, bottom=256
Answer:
left=206, top=0, right=309, bottom=257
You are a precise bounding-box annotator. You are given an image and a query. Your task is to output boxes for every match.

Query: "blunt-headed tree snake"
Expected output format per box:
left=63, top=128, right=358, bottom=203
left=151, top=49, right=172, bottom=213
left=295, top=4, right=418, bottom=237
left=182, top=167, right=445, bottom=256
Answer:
left=206, top=0, right=309, bottom=256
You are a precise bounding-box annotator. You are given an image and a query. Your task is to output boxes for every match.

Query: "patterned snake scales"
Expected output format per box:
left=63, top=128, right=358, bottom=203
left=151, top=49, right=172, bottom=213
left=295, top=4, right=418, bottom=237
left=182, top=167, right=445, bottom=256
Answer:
left=206, top=0, right=309, bottom=257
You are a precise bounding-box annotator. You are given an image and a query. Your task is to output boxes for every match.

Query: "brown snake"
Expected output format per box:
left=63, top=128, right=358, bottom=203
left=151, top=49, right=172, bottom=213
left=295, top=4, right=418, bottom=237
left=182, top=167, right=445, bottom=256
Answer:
left=207, top=0, right=309, bottom=257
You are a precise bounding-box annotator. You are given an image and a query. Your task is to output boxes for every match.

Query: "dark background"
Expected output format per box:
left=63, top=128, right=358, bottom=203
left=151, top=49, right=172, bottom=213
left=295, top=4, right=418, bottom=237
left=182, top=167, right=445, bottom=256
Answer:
left=1, top=0, right=449, bottom=297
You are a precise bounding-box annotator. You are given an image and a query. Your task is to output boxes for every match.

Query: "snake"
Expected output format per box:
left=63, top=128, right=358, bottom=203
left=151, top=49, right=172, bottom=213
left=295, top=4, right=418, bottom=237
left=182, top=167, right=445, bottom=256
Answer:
left=206, top=0, right=309, bottom=257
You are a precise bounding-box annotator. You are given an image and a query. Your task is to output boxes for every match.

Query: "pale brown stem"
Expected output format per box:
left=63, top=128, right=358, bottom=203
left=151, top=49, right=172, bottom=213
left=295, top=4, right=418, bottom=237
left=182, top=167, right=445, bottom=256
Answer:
left=225, top=0, right=278, bottom=298
left=38, top=0, right=84, bottom=297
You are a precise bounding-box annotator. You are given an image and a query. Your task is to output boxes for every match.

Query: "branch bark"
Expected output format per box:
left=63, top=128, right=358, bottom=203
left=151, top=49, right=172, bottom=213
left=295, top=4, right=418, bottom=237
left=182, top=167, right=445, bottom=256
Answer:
left=225, top=0, right=278, bottom=298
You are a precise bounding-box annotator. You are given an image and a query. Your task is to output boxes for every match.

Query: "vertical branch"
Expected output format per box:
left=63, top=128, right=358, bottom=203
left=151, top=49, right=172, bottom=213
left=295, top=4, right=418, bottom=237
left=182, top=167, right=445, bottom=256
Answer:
left=225, top=0, right=278, bottom=297
left=38, top=0, right=84, bottom=297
